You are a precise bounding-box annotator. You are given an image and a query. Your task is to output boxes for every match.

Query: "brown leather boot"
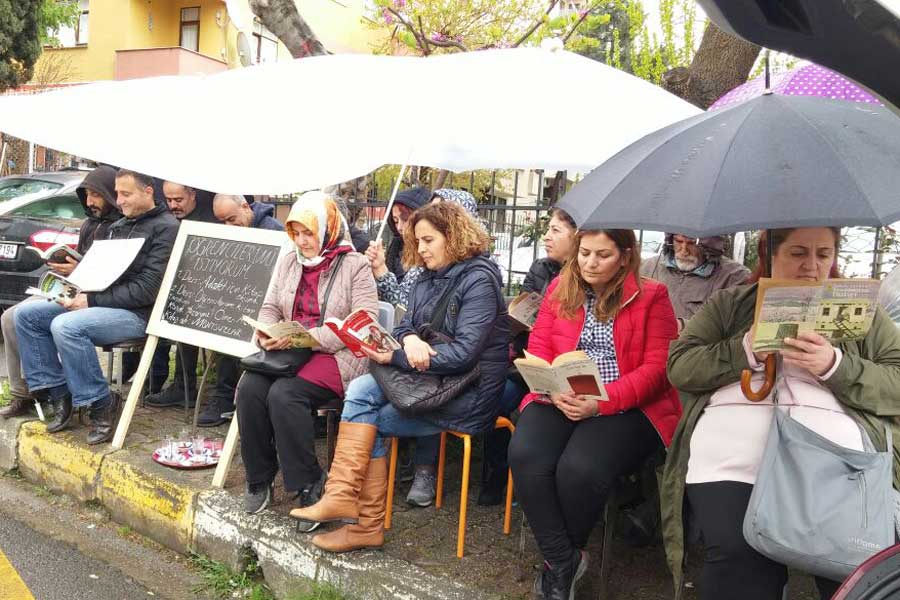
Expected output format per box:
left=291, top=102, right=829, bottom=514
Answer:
left=0, top=396, right=28, bottom=419
left=312, top=457, right=387, bottom=553
left=290, top=422, right=377, bottom=524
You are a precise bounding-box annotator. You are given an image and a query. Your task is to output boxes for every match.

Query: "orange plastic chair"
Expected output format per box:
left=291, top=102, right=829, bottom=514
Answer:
left=384, top=416, right=516, bottom=558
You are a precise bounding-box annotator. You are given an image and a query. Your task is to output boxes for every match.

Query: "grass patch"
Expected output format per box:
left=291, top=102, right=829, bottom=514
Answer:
left=190, top=552, right=274, bottom=600
left=35, top=485, right=55, bottom=499
left=117, top=525, right=132, bottom=537
left=287, top=582, right=346, bottom=600
left=0, top=379, right=10, bottom=407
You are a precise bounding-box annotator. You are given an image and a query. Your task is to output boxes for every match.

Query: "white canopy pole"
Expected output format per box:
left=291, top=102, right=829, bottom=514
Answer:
left=375, top=162, right=409, bottom=243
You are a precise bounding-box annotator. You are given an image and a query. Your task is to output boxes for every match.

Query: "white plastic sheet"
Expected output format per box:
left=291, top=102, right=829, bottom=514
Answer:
left=0, top=48, right=700, bottom=195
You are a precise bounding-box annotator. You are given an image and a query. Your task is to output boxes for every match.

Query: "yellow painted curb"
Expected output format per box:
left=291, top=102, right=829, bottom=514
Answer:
left=0, top=548, right=34, bottom=600
left=99, top=453, right=197, bottom=552
left=17, top=422, right=105, bottom=502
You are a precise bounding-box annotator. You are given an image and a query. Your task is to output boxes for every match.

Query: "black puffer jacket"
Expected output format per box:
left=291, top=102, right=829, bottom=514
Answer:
left=385, top=187, right=431, bottom=281
left=390, top=254, right=509, bottom=434
left=75, top=166, right=122, bottom=254
left=86, top=201, right=179, bottom=322
left=511, top=257, right=564, bottom=358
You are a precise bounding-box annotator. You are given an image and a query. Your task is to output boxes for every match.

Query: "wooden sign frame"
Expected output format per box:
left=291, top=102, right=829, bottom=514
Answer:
left=111, top=221, right=289, bottom=486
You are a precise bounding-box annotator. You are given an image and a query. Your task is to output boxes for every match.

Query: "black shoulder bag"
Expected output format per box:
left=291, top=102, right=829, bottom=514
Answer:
left=241, top=254, right=346, bottom=377
left=370, top=266, right=499, bottom=415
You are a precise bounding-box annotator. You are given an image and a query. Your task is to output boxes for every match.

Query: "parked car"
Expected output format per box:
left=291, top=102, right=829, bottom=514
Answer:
left=0, top=171, right=88, bottom=309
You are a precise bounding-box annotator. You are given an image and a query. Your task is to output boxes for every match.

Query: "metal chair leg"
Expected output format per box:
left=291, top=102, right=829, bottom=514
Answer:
left=598, top=487, right=619, bottom=599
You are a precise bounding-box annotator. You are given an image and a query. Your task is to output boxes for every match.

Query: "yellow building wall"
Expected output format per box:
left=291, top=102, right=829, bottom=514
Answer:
left=33, top=0, right=387, bottom=84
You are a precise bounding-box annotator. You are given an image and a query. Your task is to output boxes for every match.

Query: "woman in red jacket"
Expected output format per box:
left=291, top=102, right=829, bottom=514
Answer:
left=508, top=228, right=681, bottom=600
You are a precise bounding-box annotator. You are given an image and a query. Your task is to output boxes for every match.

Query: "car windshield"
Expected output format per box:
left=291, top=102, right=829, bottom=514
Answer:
left=0, top=178, right=63, bottom=204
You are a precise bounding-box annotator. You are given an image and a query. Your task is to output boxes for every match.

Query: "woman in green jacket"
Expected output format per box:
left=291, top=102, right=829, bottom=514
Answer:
left=661, top=227, right=900, bottom=600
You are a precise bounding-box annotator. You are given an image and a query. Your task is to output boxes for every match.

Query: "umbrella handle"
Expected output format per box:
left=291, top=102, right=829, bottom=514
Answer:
left=740, top=355, right=776, bottom=402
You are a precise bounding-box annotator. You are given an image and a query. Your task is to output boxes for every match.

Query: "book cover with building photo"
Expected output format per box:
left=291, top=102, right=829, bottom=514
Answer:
left=751, top=278, right=881, bottom=352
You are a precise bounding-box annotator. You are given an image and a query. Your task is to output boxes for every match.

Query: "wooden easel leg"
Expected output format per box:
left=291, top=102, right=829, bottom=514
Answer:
left=212, top=413, right=239, bottom=489
left=111, top=334, right=159, bottom=450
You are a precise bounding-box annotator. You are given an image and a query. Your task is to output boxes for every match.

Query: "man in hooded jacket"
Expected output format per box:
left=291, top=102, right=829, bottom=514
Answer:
left=1, top=165, right=122, bottom=419
left=14, top=169, right=178, bottom=444
left=145, top=181, right=221, bottom=408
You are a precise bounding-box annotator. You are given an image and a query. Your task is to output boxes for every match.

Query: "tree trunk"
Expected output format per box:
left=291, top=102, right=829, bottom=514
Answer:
left=662, top=22, right=761, bottom=109
left=249, top=0, right=327, bottom=58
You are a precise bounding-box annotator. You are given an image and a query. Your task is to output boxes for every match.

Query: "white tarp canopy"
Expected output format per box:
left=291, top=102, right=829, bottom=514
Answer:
left=0, top=48, right=701, bottom=195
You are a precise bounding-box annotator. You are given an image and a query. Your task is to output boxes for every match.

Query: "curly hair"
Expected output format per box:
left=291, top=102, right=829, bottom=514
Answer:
left=552, top=229, right=641, bottom=321
left=401, top=201, right=491, bottom=268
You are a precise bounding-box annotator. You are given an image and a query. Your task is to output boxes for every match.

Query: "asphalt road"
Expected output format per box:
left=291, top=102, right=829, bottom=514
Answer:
left=0, top=516, right=157, bottom=600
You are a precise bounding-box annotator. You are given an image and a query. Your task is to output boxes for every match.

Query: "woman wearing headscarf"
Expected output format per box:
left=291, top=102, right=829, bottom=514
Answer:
left=237, top=192, right=378, bottom=530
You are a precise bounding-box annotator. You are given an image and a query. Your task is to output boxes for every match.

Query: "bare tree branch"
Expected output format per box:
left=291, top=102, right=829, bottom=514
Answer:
left=511, top=0, right=560, bottom=48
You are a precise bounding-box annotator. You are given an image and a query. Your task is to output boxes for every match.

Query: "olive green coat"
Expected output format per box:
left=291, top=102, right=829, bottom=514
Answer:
left=660, top=283, right=900, bottom=593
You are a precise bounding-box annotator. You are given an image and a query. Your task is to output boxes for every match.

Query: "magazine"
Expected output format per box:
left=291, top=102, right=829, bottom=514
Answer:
left=241, top=315, right=320, bottom=349
left=325, top=309, right=401, bottom=358
left=514, top=350, right=609, bottom=400
left=508, top=291, right=543, bottom=335
left=26, top=243, right=82, bottom=264
left=25, top=271, right=79, bottom=302
left=751, top=277, right=882, bottom=352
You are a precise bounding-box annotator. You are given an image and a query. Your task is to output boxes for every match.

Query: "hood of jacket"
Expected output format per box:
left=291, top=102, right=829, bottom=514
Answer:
left=387, top=186, right=432, bottom=237
left=250, top=201, right=277, bottom=227
left=76, top=166, right=121, bottom=222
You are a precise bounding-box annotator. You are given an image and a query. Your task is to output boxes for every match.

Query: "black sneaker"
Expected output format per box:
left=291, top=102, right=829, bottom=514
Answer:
left=545, top=550, right=588, bottom=600
left=244, top=482, right=273, bottom=515
left=197, top=395, right=234, bottom=428
left=145, top=384, right=196, bottom=408
left=294, top=472, right=326, bottom=533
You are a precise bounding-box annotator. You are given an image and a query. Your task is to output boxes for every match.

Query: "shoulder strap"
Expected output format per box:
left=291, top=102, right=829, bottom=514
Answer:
left=316, top=252, right=347, bottom=327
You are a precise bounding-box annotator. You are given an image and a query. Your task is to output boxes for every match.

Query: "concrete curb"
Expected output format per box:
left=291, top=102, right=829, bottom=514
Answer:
left=192, top=490, right=494, bottom=600
left=0, top=415, right=29, bottom=471
left=1, top=418, right=497, bottom=600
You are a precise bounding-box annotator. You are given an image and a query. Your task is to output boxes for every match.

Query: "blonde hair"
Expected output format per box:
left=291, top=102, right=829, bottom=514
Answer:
left=552, top=229, right=641, bottom=321
left=401, top=202, right=490, bottom=268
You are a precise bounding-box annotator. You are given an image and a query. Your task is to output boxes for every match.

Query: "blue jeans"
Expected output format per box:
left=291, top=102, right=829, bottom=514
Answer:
left=341, top=374, right=445, bottom=458
left=15, top=301, right=147, bottom=408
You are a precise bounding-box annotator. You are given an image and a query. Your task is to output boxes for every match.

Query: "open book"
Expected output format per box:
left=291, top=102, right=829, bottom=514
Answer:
left=325, top=309, right=401, bottom=358
left=514, top=350, right=609, bottom=400
left=508, top=291, right=543, bottom=335
left=26, top=243, right=82, bottom=264
left=241, top=315, right=320, bottom=349
left=752, top=277, right=882, bottom=352
left=25, top=271, right=80, bottom=301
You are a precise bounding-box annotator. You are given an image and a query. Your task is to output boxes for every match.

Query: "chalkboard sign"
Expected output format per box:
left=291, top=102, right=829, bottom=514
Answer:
left=147, top=221, right=289, bottom=357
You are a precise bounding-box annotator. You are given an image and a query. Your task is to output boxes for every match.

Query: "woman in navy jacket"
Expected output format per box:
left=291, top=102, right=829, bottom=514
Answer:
left=292, top=201, right=508, bottom=551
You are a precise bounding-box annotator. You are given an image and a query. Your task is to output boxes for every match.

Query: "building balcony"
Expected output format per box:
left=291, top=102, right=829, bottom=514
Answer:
left=115, top=47, right=227, bottom=81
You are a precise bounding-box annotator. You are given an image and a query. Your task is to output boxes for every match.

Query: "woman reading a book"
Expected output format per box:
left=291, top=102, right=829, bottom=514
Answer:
left=661, top=227, right=900, bottom=600
left=236, top=192, right=378, bottom=527
left=291, top=201, right=508, bottom=552
left=507, top=228, right=681, bottom=600
left=479, top=207, right=579, bottom=506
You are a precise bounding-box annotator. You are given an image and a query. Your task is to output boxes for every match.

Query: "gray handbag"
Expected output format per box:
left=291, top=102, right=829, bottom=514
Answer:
left=743, top=407, right=895, bottom=581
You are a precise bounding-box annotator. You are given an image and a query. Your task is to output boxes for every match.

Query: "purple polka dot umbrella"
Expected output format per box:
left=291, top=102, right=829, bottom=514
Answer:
left=710, top=62, right=883, bottom=111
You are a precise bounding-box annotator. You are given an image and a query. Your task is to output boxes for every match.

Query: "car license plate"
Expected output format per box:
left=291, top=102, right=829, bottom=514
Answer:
left=0, top=243, right=18, bottom=260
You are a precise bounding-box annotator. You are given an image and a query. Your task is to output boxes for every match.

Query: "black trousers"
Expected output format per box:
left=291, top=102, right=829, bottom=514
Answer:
left=150, top=341, right=199, bottom=391
left=686, top=481, right=842, bottom=600
left=237, top=372, right=338, bottom=492
left=508, top=402, right=661, bottom=566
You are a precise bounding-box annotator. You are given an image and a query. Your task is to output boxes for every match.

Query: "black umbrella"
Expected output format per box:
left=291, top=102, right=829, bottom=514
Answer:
left=697, top=0, right=900, bottom=111
left=559, top=93, right=900, bottom=238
